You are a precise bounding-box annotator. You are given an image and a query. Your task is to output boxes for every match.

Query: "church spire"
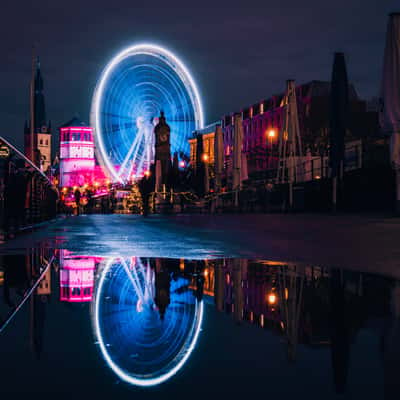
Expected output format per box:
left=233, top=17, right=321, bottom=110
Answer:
left=33, top=56, right=46, bottom=131
left=35, top=57, right=43, bottom=93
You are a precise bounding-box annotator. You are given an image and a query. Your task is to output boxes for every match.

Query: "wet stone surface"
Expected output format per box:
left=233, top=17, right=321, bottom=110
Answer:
left=1, top=249, right=400, bottom=399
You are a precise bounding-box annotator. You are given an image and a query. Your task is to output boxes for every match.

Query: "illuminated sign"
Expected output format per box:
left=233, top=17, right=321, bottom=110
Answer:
left=0, top=145, right=10, bottom=158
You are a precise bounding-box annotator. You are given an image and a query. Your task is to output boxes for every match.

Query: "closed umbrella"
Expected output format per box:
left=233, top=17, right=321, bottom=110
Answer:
left=232, top=114, right=243, bottom=190
left=330, top=52, right=349, bottom=211
left=241, top=152, right=248, bottom=182
left=233, top=114, right=243, bottom=207
left=214, top=124, right=224, bottom=192
left=195, top=133, right=206, bottom=197
left=381, top=13, right=400, bottom=213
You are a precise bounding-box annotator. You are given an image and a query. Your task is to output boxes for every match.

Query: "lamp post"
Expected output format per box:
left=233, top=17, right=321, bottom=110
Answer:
left=267, top=128, right=276, bottom=171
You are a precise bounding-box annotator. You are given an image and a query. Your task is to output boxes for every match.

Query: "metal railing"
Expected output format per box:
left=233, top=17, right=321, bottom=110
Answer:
left=0, top=136, right=58, bottom=241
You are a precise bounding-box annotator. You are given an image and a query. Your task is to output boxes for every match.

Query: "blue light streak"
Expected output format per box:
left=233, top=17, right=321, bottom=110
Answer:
left=91, top=44, right=204, bottom=182
left=92, top=257, right=204, bottom=387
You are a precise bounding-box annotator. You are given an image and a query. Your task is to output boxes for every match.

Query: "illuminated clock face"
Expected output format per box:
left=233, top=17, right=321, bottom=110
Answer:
left=160, top=133, right=168, bottom=143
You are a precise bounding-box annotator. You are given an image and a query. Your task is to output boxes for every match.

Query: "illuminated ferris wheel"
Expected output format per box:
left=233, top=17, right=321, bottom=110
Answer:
left=92, top=257, right=204, bottom=387
left=90, top=43, right=204, bottom=183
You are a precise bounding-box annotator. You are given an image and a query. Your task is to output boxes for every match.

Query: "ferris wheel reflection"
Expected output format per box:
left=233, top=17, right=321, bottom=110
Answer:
left=92, top=257, right=204, bottom=387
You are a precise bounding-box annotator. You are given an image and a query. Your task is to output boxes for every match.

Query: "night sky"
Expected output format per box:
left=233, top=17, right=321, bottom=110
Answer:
left=1, top=0, right=398, bottom=149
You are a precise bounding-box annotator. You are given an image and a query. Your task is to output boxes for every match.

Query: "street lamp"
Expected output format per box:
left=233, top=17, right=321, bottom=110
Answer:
left=268, top=129, right=276, bottom=139
left=266, top=128, right=276, bottom=169
left=267, top=292, right=277, bottom=305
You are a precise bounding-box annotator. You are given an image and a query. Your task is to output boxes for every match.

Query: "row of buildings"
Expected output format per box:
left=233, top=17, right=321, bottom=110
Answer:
left=23, top=58, right=382, bottom=194
left=189, top=79, right=380, bottom=185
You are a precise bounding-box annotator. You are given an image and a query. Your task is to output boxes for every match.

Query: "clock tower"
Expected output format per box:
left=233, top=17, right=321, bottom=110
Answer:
left=154, top=111, right=171, bottom=160
left=154, top=111, right=171, bottom=187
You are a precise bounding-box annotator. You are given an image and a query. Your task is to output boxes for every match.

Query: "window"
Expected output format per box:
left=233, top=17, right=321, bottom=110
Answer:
left=45, top=140, right=48, bottom=146
left=39, top=139, right=43, bottom=145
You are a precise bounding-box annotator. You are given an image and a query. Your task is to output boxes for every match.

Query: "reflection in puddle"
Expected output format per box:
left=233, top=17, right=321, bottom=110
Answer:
left=92, top=257, right=203, bottom=386
left=0, top=251, right=399, bottom=397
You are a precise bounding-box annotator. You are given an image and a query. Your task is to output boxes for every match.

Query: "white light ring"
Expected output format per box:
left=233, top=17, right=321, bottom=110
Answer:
left=93, top=257, right=204, bottom=387
left=90, top=43, right=205, bottom=183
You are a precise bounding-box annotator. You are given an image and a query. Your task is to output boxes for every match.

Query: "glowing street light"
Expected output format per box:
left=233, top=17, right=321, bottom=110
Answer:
left=268, top=129, right=276, bottom=138
left=267, top=292, right=277, bottom=305
left=144, top=170, right=151, bottom=177
left=179, top=160, right=186, bottom=168
left=267, top=129, right=277, bottom=166
left=202, top=153, right=209, bottom=162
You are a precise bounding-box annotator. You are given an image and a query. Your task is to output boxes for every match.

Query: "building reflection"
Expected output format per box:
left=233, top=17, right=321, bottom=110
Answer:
left=1, top=253, right=399, bottom=396
left=206, top=260, right=396, bottom=396
left=0, top=248, right=55, bottom=359
left=59, top=250, right=96, bottom=302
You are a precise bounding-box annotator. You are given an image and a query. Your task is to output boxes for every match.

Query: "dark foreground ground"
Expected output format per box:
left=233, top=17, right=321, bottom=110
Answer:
left=1, top=213, right=399, bottom=278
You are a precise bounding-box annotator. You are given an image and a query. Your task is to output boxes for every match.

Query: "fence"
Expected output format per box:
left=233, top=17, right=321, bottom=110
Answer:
left=0, top=137, right=58, bottom=241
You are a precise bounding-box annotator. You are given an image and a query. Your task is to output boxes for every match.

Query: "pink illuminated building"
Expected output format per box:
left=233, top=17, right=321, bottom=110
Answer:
left=59, top=117, right=95, bottom=187
left=59, top=250, right=96, bottom=302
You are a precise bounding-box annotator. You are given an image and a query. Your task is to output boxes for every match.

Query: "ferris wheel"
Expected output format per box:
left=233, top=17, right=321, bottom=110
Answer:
left=90, top=43, right=204, bottom=183
left=92, top=257, right=204, bottom=387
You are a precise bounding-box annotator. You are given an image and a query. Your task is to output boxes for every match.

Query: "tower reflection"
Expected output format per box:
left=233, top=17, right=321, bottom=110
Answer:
left=91, top=257, right=204, bottom=386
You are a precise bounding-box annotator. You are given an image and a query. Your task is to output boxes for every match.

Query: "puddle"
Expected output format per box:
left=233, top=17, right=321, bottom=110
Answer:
left=0, top=250, right=399, bottom=399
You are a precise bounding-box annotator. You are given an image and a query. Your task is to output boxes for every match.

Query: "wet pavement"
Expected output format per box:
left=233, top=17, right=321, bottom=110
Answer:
left=1, top=214, right=400, bottom=399
left=2, top=214, right=400, bottom=275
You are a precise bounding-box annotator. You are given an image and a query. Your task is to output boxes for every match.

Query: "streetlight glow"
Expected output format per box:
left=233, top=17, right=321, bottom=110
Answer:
left=268, top=129, right=276, bottom=138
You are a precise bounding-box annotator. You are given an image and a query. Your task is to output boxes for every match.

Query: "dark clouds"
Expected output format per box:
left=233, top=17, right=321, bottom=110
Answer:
left=1, top=0, right=398, bottom=148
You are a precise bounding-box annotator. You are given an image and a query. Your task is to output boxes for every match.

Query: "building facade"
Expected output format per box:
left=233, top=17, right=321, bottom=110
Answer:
left=189, top=80, right=378, bottom=183
left=189, top=123, right=217, bottom=167
left=59, top=117, right=95, bottom=188
left=222, top=80, right=377, bottom=178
